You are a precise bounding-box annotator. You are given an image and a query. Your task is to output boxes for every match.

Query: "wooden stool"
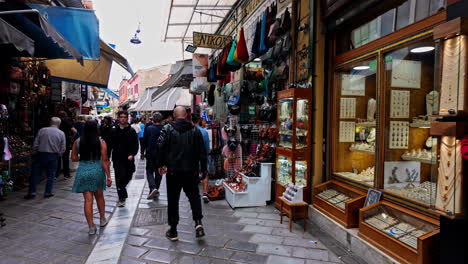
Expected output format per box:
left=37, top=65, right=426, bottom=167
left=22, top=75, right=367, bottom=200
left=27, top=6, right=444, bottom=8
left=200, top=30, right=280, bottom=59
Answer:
left=278, top=196, right=308, bottom=232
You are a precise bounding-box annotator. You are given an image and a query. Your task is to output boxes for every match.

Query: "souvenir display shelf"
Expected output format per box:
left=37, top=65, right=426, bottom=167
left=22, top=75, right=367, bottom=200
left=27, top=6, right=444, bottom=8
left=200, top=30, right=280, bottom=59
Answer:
left=224, top=163, right=273, bottom=208
left=275, top=88, right=312, bottom=207
left=313, top=180, right=366, bottom=228
left=359, top=201, right=440, bottom=264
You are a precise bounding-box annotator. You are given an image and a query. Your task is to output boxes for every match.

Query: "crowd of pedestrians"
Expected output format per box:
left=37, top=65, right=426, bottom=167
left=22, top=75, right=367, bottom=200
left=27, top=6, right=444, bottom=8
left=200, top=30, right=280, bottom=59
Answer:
left=23, top=108, right=210, bottom=240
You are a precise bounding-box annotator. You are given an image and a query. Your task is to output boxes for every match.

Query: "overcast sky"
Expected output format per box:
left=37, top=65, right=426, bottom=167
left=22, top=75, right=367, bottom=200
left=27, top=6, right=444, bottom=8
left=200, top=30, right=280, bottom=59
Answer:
left=93, top=0, right=185, bottom=91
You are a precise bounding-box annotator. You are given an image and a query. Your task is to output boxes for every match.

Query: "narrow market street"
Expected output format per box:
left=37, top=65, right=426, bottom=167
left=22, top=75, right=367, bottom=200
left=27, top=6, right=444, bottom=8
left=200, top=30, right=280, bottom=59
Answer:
left=0, top=157, right=364, bottom=264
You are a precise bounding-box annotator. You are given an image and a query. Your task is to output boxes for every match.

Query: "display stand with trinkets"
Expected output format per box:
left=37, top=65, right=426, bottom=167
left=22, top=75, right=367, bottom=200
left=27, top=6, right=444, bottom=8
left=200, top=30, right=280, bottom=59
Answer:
left=278, top=183, right=308, bottom=232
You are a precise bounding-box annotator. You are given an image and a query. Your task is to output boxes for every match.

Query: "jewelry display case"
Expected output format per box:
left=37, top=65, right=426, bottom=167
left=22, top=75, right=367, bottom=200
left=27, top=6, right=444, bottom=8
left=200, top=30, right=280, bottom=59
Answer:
left=381, top=39, right=439, bottom=208
left=359, top=201, right=440, bottom=264
left=275, top=88, right=312, bottom=207
left=331, top=58, right=378, bottom=187
left=313, top=180, right=366, bottom=228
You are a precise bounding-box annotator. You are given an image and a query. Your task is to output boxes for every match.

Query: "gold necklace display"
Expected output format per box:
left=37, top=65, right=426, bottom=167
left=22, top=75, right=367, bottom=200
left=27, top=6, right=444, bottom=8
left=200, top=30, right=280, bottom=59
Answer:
left=436, top=136, right=463, bottom=215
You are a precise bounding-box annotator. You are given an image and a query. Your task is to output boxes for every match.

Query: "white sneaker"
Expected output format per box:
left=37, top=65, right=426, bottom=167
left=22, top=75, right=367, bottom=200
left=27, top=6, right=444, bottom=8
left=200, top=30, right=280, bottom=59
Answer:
left=88, top=226, right=97, bottom=235
left=117, top=200, right=126, bottom=207
left=147, top=189, right=159, bottom=200
left=100, top=217, right=108, bottom=227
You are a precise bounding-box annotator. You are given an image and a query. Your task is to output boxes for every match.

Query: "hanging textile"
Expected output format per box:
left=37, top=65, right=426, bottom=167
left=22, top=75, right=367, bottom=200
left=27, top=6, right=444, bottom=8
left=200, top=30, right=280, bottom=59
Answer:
left=259, top=11, right=268, bottom=54
left=234, top=27, right=249, bottom=64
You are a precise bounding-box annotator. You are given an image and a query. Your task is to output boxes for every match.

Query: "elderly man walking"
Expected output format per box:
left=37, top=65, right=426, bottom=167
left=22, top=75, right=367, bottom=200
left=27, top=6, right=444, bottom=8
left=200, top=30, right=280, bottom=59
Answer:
left=158, top=106, right=208, bottom=241
left=25, top=117, right=66, bottom=199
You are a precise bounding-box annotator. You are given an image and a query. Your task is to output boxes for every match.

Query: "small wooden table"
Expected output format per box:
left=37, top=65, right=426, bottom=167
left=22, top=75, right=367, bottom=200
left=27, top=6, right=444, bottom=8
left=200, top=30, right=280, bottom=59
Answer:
left=278, top=196, right=308, bottom=232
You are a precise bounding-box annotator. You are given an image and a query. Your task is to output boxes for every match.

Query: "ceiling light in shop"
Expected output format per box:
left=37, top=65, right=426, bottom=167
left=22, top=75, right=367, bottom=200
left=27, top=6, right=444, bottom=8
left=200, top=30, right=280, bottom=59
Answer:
left=410, top=46, right=435, bottom=53
left=353, top=66, right=370, bottom=70
left=254, top=58, right=261, bottom=62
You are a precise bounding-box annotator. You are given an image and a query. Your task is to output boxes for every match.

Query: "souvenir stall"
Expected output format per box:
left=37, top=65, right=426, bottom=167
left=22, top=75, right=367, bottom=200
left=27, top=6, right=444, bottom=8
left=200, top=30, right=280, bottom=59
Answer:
left=195, top=0, right=300, bottom=208
left=315, top=1, right=468, bottom=263
left=0, top=58, right=54, bottom=193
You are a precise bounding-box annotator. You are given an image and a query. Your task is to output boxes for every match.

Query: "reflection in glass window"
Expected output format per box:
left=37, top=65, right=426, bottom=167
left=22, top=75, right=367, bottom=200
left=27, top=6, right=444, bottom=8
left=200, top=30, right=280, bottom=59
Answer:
left=415, top=0, right=430, bottom=22
left=396, top=1, right=411, bottom=30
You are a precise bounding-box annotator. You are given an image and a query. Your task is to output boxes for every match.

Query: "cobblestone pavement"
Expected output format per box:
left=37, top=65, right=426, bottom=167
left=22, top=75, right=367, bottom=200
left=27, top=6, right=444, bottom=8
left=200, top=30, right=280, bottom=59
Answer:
left=0, top=157, right=350, bottom=264
left=0, top=169, right=118, bottom=264
left=119, top=164, right=343, bottom=264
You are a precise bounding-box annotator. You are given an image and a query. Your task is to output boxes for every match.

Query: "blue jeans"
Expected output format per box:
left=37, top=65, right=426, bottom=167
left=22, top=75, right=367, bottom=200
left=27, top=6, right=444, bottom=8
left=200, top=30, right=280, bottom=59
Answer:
left=28, top=152, right=58, bottom=195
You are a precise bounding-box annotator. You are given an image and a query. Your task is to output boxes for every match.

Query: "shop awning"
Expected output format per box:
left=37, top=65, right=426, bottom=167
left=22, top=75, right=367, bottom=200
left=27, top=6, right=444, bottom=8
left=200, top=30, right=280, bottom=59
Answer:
left=28, top=4, right=100, bottom=60
left=104, top=88, right=119, bottom=100
left=151, top=59, right=193, bottom=101
left=0, top=5, right=83, bottom=62
left=128, top=87, right=153, bottom=112
left=163, top=0, right=236, bottom=43
left=45, top=40, right=134, bottom=88
left=0, top=17, right=35, bottom=56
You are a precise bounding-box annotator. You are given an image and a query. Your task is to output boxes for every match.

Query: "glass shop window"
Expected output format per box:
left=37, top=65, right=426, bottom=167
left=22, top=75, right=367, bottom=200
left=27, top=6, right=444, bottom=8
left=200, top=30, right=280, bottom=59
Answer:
left=382, top=38, right=437, bottom=206
left=333, top=58, right=378, bottom=187
left=339, top=0, right=446, bottom=54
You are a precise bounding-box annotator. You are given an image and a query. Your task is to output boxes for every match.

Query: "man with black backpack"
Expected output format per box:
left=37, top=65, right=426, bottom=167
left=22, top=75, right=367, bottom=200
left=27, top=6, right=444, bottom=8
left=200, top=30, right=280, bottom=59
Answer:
left=158, top=106, right=207, bottom=241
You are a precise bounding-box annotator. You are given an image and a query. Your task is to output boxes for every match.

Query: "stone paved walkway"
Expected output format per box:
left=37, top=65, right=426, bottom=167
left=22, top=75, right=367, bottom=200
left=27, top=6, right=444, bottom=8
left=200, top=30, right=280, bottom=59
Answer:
left=0, top=169, right=118, bottom=264
left=119, top=175, right=343, bottom=264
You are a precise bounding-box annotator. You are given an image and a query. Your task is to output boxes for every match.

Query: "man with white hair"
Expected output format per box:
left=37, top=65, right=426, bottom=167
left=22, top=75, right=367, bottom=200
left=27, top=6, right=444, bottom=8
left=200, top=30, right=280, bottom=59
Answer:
left=24, top=117, right=66, bottom=199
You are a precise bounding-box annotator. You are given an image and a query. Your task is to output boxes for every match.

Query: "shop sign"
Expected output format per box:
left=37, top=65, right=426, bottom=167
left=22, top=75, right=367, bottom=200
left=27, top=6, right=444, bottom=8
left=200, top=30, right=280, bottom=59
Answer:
left=242, top=0, right=266, bottom=22
left=277, top=0, right=291, bottom=13
left=193, top=32, right=232, bottom=49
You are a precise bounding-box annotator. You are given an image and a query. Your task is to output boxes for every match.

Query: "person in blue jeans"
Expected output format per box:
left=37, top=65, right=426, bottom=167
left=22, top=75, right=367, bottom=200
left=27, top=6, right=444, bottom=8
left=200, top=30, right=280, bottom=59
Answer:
left=25, top=117, right=66, bottom=199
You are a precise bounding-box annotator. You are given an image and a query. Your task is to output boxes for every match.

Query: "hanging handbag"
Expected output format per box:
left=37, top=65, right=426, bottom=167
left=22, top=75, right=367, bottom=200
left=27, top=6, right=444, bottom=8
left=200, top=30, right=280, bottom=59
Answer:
left=207, top=62, right=217, bottom=82
left=234, top=27, right=249, bottom=64
left=267, top=19, right=281, bottom=48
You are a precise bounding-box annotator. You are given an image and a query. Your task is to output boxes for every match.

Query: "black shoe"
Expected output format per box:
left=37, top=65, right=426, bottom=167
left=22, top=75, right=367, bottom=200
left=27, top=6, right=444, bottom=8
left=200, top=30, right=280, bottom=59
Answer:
left=165, top=227, right=178, bottom=241
left=44, top=193, right=54, bottom=198
left=194, top=220, right=205, bottom=238
left=24, top=194, right=36, bottom=200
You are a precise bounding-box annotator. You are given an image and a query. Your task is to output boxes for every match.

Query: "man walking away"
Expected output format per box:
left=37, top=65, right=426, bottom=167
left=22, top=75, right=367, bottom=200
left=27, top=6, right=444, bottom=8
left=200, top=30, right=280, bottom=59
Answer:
left=192, top=114, right=211, bottom=203
left=141, top=113, right=164, bottom=199
left=25, top=117, right=66, bottom=199
left=57, top=111, right=76, bottom=179
left=158, top=106, right=208, bottom=241
left=108, top=111, right=139, bottom=207
left=138, top=119, right=145, bottom=154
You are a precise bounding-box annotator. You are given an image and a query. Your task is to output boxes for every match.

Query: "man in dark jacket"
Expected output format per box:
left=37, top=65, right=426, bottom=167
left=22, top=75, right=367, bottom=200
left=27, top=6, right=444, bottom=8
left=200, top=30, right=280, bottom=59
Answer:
left=108, top=111, right=139, bottom=207
left=141, top=112, right=164, bottom=200
left=158, top=106, right=207, bottom=241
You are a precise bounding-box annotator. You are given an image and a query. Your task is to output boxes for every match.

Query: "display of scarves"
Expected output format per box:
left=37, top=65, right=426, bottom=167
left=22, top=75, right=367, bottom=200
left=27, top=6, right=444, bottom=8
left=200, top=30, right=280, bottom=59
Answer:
left=251, top=20, right=261, bottom=56
left=234, top=27, right=249, bottom=63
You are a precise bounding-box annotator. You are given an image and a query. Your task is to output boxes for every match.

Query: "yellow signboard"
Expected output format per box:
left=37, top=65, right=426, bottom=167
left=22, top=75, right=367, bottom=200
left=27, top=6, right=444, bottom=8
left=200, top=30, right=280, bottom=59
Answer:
left=193, top=32, right=232, bottom=49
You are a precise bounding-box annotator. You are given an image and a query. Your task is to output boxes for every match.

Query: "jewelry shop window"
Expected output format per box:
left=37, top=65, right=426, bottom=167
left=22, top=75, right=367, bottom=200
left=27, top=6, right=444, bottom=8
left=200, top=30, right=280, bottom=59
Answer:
left=333, top=58, right=378, bottom=187
left=382, top=38, right=438, bottom=205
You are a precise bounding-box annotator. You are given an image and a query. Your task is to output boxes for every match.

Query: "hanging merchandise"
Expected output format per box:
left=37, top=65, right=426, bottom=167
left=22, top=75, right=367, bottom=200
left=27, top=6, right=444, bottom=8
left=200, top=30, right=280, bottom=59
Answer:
left=227, top=39, right=241, bottom=68
left=207, top=84, right=216, bottom=106
left=251, top=20, right=262, bottom=57
left=279, top=8, right=292, bottom=35
left=259, top=11, right=268, bottom=54
left=207, top=62, right=217, bottom=82
left=234, top=28, right=249, bottom=64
